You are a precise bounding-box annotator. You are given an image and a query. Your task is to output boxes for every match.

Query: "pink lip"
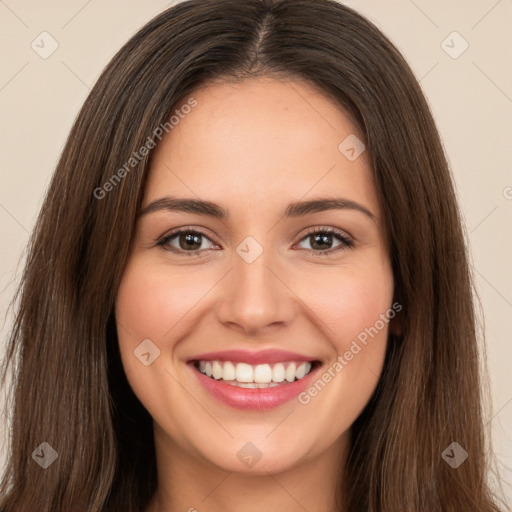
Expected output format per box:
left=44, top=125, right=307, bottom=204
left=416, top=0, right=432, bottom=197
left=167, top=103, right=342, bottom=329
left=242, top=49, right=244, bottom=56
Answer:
left=187, top=349, right=315, bottom=365
left=188, top=361, right=321, bottom=411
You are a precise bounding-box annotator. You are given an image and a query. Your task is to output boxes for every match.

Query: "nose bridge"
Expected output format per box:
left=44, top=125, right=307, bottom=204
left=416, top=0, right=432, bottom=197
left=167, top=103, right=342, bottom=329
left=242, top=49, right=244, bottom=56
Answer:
left=216, top=236, right=295, bottom=334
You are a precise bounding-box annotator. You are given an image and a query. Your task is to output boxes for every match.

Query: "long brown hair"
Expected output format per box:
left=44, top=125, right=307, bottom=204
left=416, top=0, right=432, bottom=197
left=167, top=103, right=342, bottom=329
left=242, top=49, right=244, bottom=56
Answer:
left=0, top=0, right=505, bottom=510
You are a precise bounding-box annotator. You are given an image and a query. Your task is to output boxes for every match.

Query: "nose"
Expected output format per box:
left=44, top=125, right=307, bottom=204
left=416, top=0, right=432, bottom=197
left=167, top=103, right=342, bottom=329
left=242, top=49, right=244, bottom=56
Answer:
left=215, top=245, right=297, bottom=336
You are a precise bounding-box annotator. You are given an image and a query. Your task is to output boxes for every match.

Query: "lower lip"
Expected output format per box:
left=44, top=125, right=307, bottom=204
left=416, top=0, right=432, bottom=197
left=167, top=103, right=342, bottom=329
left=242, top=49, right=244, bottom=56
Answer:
left=189, top=363, right=320, bottom=410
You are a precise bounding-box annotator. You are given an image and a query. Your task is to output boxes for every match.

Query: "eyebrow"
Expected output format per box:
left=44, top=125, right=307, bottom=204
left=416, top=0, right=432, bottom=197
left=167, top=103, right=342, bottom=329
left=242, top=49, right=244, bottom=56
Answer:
left=138, top=196, right=376, bottom=221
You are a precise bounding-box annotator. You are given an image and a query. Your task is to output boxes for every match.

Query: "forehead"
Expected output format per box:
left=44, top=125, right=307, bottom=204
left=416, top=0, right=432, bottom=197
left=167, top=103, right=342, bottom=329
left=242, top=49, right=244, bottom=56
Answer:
left=144, top=77, right=379, bottom=220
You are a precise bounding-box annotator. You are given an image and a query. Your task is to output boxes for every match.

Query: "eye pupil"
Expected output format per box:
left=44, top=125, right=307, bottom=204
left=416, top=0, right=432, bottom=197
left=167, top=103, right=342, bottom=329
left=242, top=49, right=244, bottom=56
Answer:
left=180, top=233, right=202, bottom=250
left=311, top=233, right=332, bottom=250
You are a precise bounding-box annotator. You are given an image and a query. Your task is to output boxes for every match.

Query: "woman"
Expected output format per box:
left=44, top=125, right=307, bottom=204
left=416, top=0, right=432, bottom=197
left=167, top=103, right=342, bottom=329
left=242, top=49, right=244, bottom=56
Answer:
left=0, top=0, right=505, bottom=510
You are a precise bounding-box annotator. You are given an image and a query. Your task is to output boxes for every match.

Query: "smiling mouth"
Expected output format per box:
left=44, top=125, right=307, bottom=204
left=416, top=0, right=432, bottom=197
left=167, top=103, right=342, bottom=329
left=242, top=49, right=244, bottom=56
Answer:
left=192, top=360, right=319, bottom=389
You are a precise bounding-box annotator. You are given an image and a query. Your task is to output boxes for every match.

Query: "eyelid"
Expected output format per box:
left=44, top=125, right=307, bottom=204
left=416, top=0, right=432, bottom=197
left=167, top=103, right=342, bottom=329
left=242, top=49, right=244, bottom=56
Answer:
left=296, top=225, right=353, bottom=242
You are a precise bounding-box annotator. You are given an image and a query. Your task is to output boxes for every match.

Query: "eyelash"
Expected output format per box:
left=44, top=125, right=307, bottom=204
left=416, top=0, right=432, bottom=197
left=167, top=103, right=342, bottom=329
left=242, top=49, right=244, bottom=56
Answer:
left=156, top=226, right=354, bottom=257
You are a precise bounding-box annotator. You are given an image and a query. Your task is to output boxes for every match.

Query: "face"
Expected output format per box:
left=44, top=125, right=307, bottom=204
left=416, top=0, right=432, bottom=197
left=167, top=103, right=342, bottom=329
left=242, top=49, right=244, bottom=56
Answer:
left=115, top=77, right=395, bottom=475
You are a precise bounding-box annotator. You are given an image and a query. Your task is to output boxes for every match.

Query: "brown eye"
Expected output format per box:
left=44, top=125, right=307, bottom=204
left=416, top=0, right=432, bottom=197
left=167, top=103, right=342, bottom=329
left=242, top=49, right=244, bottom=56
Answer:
left=157, top=229, right=216, bottom=255
left=156, top=226, right=354, bottom=257
left=296, top=228, right=354, bottom=255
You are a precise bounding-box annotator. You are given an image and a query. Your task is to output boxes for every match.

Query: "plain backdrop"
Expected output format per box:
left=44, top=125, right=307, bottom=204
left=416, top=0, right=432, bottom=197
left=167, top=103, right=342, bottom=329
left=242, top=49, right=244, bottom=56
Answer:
left=0, top=0, right=511, bottom=506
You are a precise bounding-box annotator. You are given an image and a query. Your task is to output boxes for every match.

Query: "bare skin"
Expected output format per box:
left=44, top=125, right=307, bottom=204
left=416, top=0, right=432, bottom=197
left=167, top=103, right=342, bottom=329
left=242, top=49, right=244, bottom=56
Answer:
left=115, top=76, right=396, bottom=512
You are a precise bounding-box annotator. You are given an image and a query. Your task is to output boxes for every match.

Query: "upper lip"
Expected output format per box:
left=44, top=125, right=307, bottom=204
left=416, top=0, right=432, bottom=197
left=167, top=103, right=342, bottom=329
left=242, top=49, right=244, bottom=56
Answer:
left=187, top=349, right=317, bottom=365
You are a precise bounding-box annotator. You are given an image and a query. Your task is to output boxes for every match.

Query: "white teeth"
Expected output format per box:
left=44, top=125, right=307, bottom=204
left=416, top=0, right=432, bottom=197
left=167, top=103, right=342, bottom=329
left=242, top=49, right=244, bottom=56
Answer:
left=235, top=363, right=253, bottom=383
left=196, top=360, right=314, bottom=384
left=272, top=363, right=286, bottom=382
left=295, top=362, right=307, bottom=379
left=285, top=362, right=296, bottom=382
left=225, top=381, right=280, bottom=389
left=223, top=361, right=236, bottom=381
left=212, top=361, right=223, bottom=380
left=254, top=363, right=272, bottom=383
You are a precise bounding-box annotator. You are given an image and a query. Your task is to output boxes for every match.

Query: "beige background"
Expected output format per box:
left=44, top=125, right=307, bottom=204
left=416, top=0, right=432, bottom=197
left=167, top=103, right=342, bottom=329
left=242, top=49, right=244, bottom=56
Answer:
left=0, top=0, right=511, bottom=506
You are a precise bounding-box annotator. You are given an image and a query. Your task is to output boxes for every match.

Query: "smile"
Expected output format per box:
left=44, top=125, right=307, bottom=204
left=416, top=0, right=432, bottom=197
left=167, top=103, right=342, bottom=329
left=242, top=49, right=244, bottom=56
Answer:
left=195, top=360, right=314, bottom=388
left=187, top=350, right=321, bottom=410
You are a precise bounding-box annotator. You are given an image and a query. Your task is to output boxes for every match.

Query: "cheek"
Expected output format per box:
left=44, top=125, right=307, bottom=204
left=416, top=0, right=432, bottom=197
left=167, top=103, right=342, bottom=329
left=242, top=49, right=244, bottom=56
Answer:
left=336, top=278, right=392, bottom=346
left=300, top=261, right=394, bottom=349
left=114, top=259, right=210, bottom=428
left=295, top=260, right=393, bottom=412
left=114, top=259, right=198, bottom=395
left=115, top=260, right=207, bottom=345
